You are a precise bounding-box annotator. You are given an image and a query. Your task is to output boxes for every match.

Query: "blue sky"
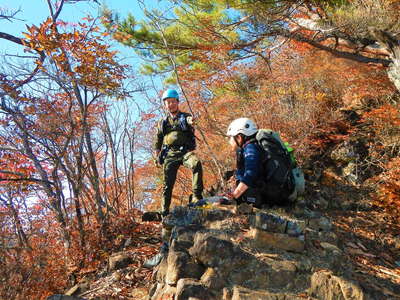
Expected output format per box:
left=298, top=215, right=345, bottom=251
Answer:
left=0, top=1, right=170, bottom=150
left=0, top=0, right=172, bottom=102
left=1, top=0, right=152, bottom=52
left=2, top=0, right=147, bottom=30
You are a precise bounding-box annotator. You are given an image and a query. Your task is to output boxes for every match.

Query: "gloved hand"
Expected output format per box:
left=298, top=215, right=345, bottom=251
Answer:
left=218, top=196, right=232, bottom=205
left=222, top=191, right=234, bottom=200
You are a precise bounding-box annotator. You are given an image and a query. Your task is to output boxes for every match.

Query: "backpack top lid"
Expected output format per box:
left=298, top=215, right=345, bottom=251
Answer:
left=256, top=129, right=287, bottom=150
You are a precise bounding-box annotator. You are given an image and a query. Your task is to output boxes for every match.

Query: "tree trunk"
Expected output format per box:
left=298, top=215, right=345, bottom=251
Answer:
left=369, top=29, right=400, bottom=92
left=388, top=58, right=400, bottom=92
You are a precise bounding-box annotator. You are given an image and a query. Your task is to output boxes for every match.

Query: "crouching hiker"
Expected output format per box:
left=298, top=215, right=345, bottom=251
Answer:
left=224, top=118, right=304, bottom=208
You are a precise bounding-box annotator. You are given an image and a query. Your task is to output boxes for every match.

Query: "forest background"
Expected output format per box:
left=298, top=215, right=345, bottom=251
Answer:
left=0, top=0, right=399, bottom=299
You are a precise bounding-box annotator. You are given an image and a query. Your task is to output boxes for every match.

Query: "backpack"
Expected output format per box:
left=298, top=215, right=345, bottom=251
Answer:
left=255, top=129, right=305, bottom=203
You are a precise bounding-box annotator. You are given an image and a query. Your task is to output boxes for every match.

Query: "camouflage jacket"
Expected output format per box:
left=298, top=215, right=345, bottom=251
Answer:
left=154, top=111, right=196, bottom=152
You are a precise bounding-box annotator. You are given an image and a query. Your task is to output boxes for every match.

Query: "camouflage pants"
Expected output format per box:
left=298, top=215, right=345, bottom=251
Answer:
left=162, top=150, right=203, bottom=214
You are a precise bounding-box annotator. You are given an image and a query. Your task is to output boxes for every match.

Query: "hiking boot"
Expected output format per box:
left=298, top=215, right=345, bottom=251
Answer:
left=195, top=194, right=203, bottom=201
left=188, top=198, right=208, bottom=208
left=142, top=211, right=162, bottom=222
left=143, top=243, right=169, bottom=268
left=161, top=210, right=169, bottom=220
left=190, top=194, right=203, bottom=203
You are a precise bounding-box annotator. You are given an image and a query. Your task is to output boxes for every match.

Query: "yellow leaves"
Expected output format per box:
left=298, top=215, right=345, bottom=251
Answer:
left=22, top=32, right=32, bottom=40
left=18, top=16, right=127, bottom=95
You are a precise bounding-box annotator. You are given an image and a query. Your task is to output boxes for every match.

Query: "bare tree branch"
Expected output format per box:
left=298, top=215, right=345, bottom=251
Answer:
left=0, top=7, right=22, bottom=22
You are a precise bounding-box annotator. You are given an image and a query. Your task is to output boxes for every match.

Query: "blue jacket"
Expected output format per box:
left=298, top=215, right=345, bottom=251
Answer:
left=235, top=141, right=262, bottom=187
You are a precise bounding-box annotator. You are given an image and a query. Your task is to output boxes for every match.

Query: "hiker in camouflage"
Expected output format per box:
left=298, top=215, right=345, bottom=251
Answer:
left=144, top=89, right=204, bottom=269
left=153, top=89, right=204, bottom=217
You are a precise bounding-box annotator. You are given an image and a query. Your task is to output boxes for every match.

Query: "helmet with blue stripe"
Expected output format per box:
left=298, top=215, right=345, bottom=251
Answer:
left=162, top=89, right=179, bottom=101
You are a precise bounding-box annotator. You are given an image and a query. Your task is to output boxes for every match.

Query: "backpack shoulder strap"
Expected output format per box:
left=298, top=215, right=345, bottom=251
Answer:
left=161, top=116, right=170, bottom=136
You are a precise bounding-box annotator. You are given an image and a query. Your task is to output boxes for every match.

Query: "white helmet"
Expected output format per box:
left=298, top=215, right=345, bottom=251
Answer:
left=226, top=118, right=258, bottom=137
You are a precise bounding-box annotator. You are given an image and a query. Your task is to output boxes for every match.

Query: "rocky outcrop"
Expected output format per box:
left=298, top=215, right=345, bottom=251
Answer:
left=310, top=270, right=368, bottom=300
left=148, top=204, right=370, bottom=300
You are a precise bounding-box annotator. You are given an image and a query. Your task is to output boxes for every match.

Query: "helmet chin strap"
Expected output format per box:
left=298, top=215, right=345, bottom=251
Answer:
left=234, top=135, right=242, bottom=148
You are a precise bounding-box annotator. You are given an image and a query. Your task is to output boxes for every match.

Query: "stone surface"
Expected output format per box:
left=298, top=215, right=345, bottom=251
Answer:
left=252, top=212, right=287, bottom=233
left=108, top=252, right=132, bottom=272
left=175, top=278, right=215, bottom=300
left=155, top=254, right=168, bottom=283
left=235, top=203, right=253, bottom=215
left=330, top=141, right=357, bottom=164
left=231, top=286, right=307, bottom=300
left=200, top=268, right=226, bottom=290
left=307, top=216, right=332, bottom=232
left=47, top=296, right=86, bottom=300
left=248, top=228, right=305, bottom=253
left=342, top=162, right=358, bottom=183
left=310, top=270, right=367, bottom=300
left=163, top=207, right=203, bottom=229
left=320, top=242, right=342, bottom=255
left=286, top=219, right=306, bottom=237
left=148, top=206, right=372, bottom=300
left=174, top=225, right=202, bottom=244
left=150, top=283, right=176, bottom=300
left=189, top=234, right=251, bottom=271
left=165, top=249, right=205, bottom=285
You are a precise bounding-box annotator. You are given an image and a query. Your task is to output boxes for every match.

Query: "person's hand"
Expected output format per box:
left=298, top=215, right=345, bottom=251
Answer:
left=186, top=116, right=194, bottom=125
left=222, top=191, right=234, bottom=200
left=153, top=158, right=160, bottom=167
left=153, top=150, right=161, bottom=167
left=219, top=196, right=232, bottom=205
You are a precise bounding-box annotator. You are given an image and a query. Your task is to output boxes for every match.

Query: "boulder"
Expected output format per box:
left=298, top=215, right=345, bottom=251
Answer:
left=310, top=270, right=367, bottom=300
left=307, top=216, right=332, bottom=232
left=47, top=295, right=86, bottom=300
left=200, top=268, right=226, bottom=290
left=320, top=242, right=342, bottom=255
left=148, top=205, right=371, bottom=300
left=108, top=252, right=132, bottom=272
left=175, top=278, right=216, bottom=300
left=247, top=228, right=305, bottom=253
left=189, top=234, right=251, bottom=271
left=149, top=283, right=176, bottom=300
left=251, top=212, right=287, bottom=233
left=165, top=248, right=205, bottom=285
left=235, top=203, right=253, bottom=215
left=231, top=286, right=308, bottom=300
